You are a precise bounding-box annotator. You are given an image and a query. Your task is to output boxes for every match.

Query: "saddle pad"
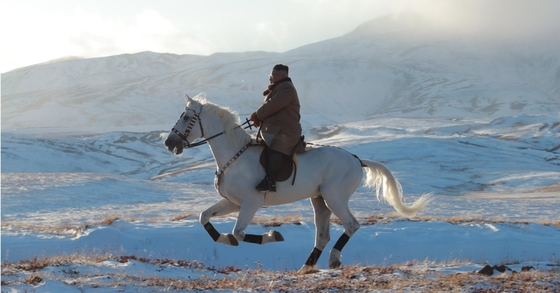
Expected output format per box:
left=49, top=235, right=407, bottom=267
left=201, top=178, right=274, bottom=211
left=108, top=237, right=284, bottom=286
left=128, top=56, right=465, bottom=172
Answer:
left=259, top=148, right=296, bottom=182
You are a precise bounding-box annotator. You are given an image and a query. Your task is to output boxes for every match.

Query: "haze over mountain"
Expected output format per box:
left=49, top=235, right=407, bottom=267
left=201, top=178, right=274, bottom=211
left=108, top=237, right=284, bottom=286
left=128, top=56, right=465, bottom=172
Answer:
left=2, top=13, right=559, bottom=131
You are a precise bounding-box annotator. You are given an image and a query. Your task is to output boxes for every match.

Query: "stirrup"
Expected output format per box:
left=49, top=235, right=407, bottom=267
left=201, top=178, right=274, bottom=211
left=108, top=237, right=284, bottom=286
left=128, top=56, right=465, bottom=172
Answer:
left=256, top=178, right=276, bottom=192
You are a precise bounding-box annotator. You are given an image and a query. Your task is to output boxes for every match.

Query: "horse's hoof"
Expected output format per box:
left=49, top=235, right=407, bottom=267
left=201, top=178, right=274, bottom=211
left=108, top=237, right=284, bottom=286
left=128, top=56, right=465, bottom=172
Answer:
left=328, top=249, right=342, bottom=269
left=261, top=230, right=284, bottom=244
left=329, top=259, right=341, bottom=269
left=297, top=264, right=317, bottom=275
left=269, top=230, right=284, bottom=242
left=217, top=233, right=239, bottom=246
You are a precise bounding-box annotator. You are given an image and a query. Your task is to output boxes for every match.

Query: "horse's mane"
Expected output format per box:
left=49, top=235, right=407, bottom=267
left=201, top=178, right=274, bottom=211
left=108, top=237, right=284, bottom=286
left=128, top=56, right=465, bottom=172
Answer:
left=194, top=95, right=251, bottom=147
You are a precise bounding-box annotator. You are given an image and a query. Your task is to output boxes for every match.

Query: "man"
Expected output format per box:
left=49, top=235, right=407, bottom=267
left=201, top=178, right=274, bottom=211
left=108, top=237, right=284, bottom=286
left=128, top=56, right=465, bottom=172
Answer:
left=250, top=64, right=302, bottom=192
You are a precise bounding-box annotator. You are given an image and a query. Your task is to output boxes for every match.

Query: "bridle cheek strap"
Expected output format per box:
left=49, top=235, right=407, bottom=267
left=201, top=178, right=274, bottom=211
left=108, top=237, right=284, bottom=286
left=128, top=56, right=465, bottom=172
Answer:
left=171, top=105, right=204, bottom=148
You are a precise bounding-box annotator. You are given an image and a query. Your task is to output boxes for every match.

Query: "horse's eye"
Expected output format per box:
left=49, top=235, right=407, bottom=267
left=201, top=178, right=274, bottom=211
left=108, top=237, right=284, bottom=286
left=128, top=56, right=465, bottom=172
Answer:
left=183, top=115, right=190, bottom=121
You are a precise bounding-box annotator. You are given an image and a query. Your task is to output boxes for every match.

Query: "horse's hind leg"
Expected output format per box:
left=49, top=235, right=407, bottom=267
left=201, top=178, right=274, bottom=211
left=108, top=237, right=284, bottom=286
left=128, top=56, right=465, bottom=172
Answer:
left=298, top=195, right=332, bottom=274
left=324, top=198, right=360, bottom=269
left=199, top=198, right=241, bottom=246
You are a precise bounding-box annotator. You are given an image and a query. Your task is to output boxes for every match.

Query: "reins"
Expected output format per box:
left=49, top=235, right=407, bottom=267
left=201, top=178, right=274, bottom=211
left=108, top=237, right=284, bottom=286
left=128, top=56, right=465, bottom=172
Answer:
left=181, top=119, right=254, bottom=148
left=172, top=101, right=254, bottom=149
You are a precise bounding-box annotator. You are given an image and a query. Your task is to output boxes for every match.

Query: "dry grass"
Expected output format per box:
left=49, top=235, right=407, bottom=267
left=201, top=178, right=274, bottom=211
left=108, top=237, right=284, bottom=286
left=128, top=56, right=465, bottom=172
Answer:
left=2, top=214, right=194, bottom=237
left=98, top=216, right=120, bottom=225
left=535, top=182, right=560, bottom=192
left=1, top=252, right=112, bottom=276
left=2, top=254, right=559, bottom=292
left=1, top=216, right=120, bottom=237
left=252, top=214, right=305, bottom=227
left=4, top=212, right=559, bottom=237
left=251, top=213, right=560, bottom=230
left=171, top=213, right=196, bottom=222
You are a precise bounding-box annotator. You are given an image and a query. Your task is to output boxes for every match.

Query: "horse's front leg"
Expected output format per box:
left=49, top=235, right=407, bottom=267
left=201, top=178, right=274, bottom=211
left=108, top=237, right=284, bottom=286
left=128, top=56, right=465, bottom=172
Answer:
left=235, top=198, right=284, bottom=245
left=199, top=198, right=241, bottom=246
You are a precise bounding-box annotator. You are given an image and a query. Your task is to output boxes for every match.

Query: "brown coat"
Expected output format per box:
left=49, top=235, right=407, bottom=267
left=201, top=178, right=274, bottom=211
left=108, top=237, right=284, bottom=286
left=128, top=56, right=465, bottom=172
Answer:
left=255, top=80, right=302, bottom=155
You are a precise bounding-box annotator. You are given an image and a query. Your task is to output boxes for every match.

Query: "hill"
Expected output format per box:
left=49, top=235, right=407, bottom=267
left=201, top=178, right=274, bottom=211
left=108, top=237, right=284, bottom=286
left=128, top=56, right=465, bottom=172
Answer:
left=2, top=13, right=559, bottom=131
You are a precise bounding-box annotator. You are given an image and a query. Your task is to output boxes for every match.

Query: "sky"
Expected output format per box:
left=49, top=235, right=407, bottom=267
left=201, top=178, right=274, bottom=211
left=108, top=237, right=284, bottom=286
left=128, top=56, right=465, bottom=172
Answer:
left=0, top=0, right=412, bottom=73
left=1, top=0, right=559, bottom=74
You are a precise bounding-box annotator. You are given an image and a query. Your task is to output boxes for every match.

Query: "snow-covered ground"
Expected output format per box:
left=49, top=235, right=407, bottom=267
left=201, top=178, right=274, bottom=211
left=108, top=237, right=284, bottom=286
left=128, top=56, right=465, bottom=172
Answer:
left=2, top=113, right=559, bottom=292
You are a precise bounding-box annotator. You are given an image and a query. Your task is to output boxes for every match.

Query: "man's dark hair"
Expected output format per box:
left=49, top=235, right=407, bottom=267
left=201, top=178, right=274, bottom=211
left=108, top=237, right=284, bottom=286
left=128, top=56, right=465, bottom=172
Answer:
left=273, top=64, right=289, bottom=74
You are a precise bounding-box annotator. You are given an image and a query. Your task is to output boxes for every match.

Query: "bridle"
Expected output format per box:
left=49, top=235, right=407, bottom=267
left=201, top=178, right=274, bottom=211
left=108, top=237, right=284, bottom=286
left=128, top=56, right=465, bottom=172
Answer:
left=171, top=103, right=206, bottom=148
left=171, top=101, right=254, bottom=149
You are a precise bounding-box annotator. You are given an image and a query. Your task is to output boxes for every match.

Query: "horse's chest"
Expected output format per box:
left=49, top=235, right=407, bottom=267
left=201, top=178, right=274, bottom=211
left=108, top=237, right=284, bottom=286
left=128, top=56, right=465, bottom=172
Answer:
left=214, top=174, right=243, bottom=204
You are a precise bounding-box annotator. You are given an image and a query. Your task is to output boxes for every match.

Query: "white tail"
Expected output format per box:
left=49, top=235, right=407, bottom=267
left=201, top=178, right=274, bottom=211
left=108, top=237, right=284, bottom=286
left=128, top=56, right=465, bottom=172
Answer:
left=362, top=159, right=432, bottom=218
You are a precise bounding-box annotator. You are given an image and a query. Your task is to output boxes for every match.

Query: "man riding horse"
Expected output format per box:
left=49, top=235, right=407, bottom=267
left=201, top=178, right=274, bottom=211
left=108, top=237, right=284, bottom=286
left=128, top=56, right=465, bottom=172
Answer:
left=250, top=64, right=305, bottom=193
left=165, top=92, right=432, bottom=273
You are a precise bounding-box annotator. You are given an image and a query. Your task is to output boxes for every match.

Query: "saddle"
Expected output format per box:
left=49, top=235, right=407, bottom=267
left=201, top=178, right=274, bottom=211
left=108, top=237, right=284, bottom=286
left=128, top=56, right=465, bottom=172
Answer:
left=259, top=136, right=307, bottom=183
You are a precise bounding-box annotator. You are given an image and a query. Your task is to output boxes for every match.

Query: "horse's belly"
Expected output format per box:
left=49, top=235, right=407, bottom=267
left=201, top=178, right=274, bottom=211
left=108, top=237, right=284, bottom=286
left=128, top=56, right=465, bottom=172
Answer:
left=263, top=183, right=320, bottom=206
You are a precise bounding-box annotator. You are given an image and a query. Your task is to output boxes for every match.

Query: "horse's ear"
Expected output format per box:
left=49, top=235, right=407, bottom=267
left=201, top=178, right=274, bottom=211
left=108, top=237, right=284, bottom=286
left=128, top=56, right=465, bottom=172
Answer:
left=184, top=94, right=192, bottom=103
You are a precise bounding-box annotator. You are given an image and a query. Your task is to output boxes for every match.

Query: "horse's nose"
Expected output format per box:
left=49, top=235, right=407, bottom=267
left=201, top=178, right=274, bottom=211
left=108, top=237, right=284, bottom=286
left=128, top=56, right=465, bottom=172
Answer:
left=164, top=136, right=174, bottom=147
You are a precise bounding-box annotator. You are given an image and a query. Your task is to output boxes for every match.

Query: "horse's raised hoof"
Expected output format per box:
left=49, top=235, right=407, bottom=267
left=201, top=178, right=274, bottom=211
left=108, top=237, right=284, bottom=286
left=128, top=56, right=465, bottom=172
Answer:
left=217, top=233, right=239, bottom=246
left=259, top=230, right=284, bottom=244
left=328, top=249, right=342, bottom=269
left=298, top=264, right=318, bottom=275
left=268, top=230, right=284, bottom=242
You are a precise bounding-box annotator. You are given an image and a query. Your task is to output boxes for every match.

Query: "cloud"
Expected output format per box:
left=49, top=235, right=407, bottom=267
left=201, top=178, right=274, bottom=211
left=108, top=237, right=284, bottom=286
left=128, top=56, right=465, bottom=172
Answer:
left=1, top=6, right=74, bottom=72
left=1, top=6, right=215, bottom=72
left=252, top=21, right=290, bottom=50
left=0, top=0, right=420, bottom=72
left=403, top=0, right=560, bottom=40
left=66, top=9, right=214, bottom=57
left=135, top=9, right=176, bottom=35
left=2, top=0, right=558, bottom=73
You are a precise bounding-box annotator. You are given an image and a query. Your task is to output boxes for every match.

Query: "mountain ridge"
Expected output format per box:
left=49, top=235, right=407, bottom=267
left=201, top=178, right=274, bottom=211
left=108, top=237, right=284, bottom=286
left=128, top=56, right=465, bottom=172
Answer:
left=2, top=13, right=559, bottom=131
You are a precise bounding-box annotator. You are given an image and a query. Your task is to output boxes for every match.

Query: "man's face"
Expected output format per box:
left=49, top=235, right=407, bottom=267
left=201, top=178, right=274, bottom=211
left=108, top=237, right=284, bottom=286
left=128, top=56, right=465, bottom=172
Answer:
left=269, top=70, right=286, bottom=83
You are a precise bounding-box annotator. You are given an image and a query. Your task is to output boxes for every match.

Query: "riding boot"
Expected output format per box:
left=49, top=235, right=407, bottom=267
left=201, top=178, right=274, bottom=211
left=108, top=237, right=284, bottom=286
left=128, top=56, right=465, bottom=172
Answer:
left=256, top=152, right=284, bottom=192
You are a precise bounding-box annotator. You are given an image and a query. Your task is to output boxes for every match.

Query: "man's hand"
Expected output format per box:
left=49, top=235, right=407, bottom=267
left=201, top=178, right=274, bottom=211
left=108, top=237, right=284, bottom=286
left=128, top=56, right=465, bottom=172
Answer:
left=250, top=112, right=260, bottom=127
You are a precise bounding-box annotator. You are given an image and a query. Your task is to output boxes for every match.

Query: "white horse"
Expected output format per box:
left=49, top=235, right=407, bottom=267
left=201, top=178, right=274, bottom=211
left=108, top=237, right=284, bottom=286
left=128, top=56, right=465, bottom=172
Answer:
left=164, top=95, right=432, bottom=274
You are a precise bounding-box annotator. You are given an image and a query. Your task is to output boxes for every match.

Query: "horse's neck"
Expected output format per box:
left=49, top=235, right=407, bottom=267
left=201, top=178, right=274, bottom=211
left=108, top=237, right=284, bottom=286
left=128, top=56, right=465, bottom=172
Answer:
left=206, top=128, right=251, bottom=169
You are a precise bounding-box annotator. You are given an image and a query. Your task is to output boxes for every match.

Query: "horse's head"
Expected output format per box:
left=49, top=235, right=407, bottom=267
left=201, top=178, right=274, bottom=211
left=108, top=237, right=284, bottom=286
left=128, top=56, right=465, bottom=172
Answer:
left=164, top=95, right=204, bottom=155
